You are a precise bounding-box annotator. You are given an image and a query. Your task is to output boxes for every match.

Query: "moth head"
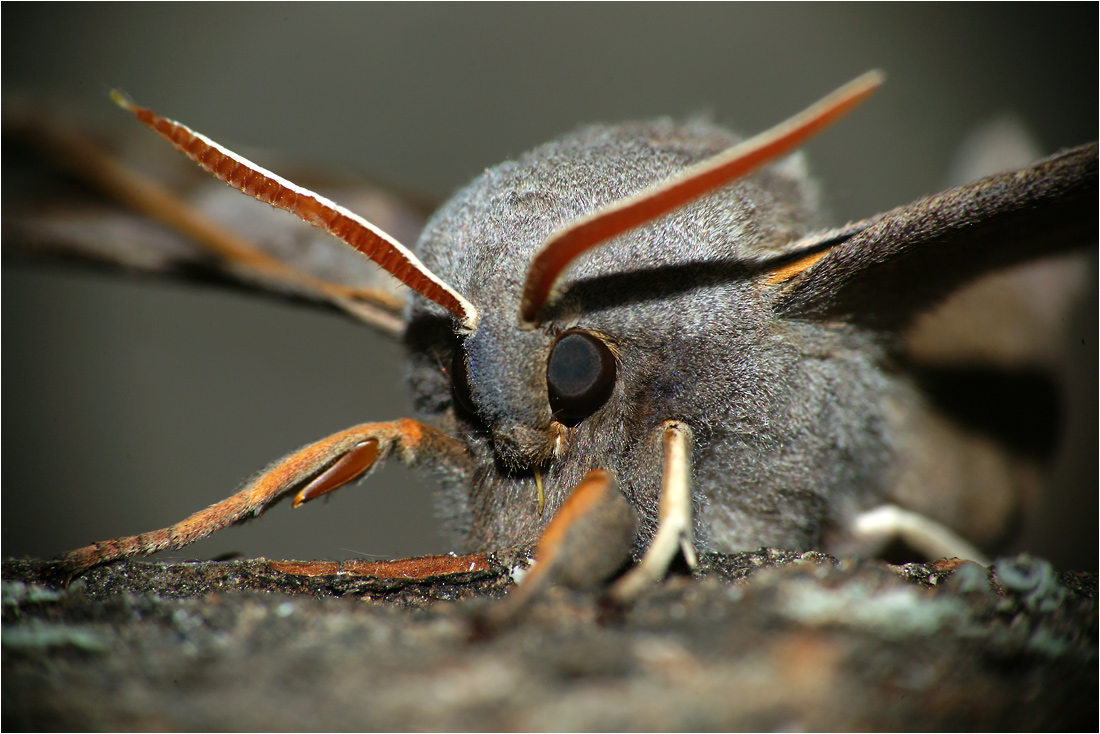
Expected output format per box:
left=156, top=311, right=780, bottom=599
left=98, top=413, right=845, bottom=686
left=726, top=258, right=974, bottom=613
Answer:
left=405, top=74, right=883, bottom=471
left=114, top=73, right=884, bottom=474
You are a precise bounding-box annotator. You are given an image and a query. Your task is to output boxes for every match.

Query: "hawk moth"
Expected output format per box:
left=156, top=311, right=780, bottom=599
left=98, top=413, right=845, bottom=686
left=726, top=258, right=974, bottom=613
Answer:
left=8, top=74, right=1096, bottom=582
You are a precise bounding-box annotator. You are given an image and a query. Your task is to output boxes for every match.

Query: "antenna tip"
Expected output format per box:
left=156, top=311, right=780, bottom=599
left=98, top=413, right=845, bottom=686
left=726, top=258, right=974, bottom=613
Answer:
left=857, top=69, right=887, bottom=91
left=109, top=89, right=135, bottom=111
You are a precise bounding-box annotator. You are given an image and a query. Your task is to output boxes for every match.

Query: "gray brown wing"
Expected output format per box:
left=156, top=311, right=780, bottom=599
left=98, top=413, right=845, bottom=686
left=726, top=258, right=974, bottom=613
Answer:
left=773, top=143, right=1097, bottom=329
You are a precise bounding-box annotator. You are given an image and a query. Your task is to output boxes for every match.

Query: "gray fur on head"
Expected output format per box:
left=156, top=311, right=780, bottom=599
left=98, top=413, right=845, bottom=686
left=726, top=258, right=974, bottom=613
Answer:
left=403, top=112, right=1095, bottom=558
left=404, top=118, right=897, bottom=554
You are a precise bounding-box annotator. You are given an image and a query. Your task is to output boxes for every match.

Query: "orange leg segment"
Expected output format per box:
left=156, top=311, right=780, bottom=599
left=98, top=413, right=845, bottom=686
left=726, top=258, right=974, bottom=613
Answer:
left=480, top=422, right=696, bottom=626
left=58, top=419, right=470, bottom=577
left=478, top=469, right=636, bottom=627
left=268, top=554, right=490, bottom=579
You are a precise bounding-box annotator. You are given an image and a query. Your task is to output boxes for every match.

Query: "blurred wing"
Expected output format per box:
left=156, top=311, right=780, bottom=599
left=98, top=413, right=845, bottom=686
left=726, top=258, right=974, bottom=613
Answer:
left=3, top=103, right=433, bottom=335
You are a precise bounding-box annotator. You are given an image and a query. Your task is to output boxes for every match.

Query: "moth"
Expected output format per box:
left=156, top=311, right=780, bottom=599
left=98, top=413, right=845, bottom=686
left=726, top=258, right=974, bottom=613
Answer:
left=28, top=73, right=1095, bottom=589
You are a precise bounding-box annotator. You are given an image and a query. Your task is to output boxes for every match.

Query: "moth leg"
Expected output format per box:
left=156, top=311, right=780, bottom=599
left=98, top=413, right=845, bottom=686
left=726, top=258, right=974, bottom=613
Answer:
left=851, top=504, right=991, bottom=566
left=58, top=419, right=470, bottom=577
left=608, top=421, right=697, bottom=603
left=268, top=554, right=490, bottom=580
left=478, top=469, right=635, bottom=629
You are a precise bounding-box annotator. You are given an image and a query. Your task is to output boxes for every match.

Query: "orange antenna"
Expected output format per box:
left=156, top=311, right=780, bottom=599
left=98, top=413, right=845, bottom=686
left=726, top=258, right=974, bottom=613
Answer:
left=517, top=71, right=884, bottom=328
left=111, top=91, right=478, bottom=331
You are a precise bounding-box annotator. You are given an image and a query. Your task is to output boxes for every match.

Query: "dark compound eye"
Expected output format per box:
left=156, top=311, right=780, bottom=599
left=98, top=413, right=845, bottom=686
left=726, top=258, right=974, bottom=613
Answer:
left=546, top=330, right=616, bottom=426
left=450, top=347, right=478, bottom=418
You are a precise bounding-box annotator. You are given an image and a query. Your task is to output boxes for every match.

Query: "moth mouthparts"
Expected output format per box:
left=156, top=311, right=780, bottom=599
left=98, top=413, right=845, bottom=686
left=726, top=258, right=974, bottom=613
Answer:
left=534, top=468, right=546, bottom=516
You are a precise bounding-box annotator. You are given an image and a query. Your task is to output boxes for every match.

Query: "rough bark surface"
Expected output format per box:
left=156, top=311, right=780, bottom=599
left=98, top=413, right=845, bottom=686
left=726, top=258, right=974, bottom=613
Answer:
left=3, top=551, right=1094, bottom=731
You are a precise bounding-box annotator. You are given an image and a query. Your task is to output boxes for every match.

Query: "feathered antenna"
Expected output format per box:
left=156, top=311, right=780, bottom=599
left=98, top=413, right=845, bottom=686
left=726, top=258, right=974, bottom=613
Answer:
left=112, top=92, right=479, bottom=331
left=517, top=71, right=884, bottom=328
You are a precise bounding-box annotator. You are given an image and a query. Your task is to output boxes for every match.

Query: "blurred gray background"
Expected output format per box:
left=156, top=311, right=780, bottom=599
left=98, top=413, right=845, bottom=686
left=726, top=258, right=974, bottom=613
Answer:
left=3, top=5, right=1096, bottom=568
